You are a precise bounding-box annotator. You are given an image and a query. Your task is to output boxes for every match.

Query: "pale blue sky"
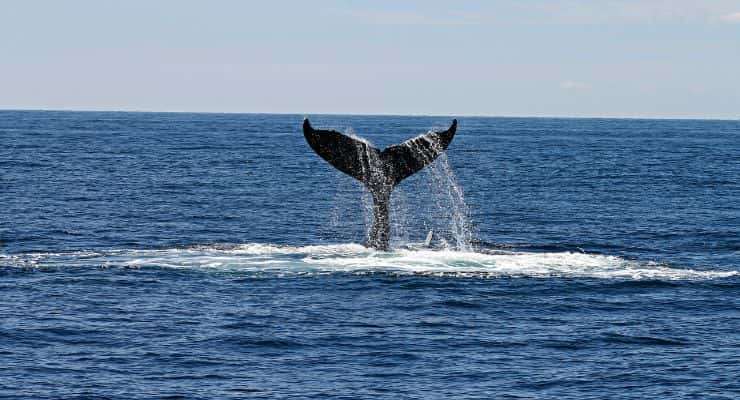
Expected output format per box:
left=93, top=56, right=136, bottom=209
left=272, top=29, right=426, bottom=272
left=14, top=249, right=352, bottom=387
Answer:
left=1, top=0, right=739, bottom=118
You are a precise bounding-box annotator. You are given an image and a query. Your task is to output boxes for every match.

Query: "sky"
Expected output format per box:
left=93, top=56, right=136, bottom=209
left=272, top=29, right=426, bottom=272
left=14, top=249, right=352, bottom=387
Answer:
left=1, top=0, right=739, bottom=119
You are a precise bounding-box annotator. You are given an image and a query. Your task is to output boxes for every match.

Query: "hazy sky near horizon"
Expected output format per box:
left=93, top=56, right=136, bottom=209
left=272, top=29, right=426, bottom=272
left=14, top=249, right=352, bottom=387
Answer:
left=1, top=0, right=739, bottom=118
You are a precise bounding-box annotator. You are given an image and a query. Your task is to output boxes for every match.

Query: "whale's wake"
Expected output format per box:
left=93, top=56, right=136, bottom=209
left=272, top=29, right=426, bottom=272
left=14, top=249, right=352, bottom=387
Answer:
left=2, top=243, right=736, bottom=280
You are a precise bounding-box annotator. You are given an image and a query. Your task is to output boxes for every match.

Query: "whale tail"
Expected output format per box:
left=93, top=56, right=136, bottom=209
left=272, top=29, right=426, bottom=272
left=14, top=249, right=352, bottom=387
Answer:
left=302, top=118, right=457, bottom=250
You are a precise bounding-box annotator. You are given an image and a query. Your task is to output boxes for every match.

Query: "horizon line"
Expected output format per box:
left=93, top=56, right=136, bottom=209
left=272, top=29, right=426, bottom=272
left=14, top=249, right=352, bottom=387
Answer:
left=1, top=107, right=738, bottom=122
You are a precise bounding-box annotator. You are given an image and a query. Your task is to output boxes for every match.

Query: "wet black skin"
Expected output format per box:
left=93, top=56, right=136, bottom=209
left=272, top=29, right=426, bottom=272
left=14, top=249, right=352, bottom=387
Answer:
left=302, top=118, right=457, bottom=250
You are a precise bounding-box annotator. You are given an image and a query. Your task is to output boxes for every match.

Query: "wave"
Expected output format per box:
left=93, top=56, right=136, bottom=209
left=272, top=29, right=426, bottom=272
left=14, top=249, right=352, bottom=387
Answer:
left=0, top=243, right=736, bottom=280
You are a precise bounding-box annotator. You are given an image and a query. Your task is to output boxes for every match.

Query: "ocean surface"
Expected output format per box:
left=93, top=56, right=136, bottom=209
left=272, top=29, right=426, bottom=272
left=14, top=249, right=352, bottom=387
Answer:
left=1, top=110, right=739, bottom=399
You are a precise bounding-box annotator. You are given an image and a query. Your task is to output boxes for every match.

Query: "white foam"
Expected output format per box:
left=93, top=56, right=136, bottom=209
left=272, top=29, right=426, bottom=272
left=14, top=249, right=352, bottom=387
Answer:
left=2, top=243, right=736, bottom=280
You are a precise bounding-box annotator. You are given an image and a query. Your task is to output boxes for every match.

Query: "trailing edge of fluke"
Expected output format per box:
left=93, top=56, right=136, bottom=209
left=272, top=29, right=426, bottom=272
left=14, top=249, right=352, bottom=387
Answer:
left=302, top=118, right=457, bottom=250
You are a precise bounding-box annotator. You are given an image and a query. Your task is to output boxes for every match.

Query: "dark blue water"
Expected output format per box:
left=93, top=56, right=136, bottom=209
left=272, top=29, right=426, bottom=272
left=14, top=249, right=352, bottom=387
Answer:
left=1, top=110, right=739, bottom=399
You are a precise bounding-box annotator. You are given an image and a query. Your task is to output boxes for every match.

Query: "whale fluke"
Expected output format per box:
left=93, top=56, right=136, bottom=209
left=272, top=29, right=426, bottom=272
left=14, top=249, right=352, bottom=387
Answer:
left=303, top=118, right=457, bottom=250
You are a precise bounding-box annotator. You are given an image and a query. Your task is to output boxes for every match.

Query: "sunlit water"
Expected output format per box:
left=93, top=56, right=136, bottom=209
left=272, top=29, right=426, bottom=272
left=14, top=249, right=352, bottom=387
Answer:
left=1, top=111, right=739, bottom=399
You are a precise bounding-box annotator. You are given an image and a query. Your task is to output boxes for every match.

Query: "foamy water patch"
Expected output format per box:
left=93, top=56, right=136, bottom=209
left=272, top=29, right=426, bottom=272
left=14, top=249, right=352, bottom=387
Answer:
left=1, top=244, right=736, bottom=280
left=304, top=248, right=737, bottom=279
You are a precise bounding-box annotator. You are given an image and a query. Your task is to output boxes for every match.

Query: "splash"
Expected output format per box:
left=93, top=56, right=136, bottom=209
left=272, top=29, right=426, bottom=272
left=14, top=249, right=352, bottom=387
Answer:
left=419, top=152, right=473, bottom=250
left=2, top=244, right=736, bottom=280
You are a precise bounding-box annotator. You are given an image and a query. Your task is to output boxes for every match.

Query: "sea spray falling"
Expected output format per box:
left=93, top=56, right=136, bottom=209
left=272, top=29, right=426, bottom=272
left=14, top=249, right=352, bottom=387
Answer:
left=322, top=128, right=369, bottom=243
left=401, top=132, right=473, bottom=250
left=325, top=178, right=366, bottom=243
left=388, top=187, right=412, bottom=247
left=419, top=153, right=473, bottom=250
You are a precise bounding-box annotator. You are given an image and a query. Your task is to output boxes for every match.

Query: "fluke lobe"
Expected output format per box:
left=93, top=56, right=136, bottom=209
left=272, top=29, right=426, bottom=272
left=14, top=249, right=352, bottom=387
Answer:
left=302, top=118, right=457, bottom=250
